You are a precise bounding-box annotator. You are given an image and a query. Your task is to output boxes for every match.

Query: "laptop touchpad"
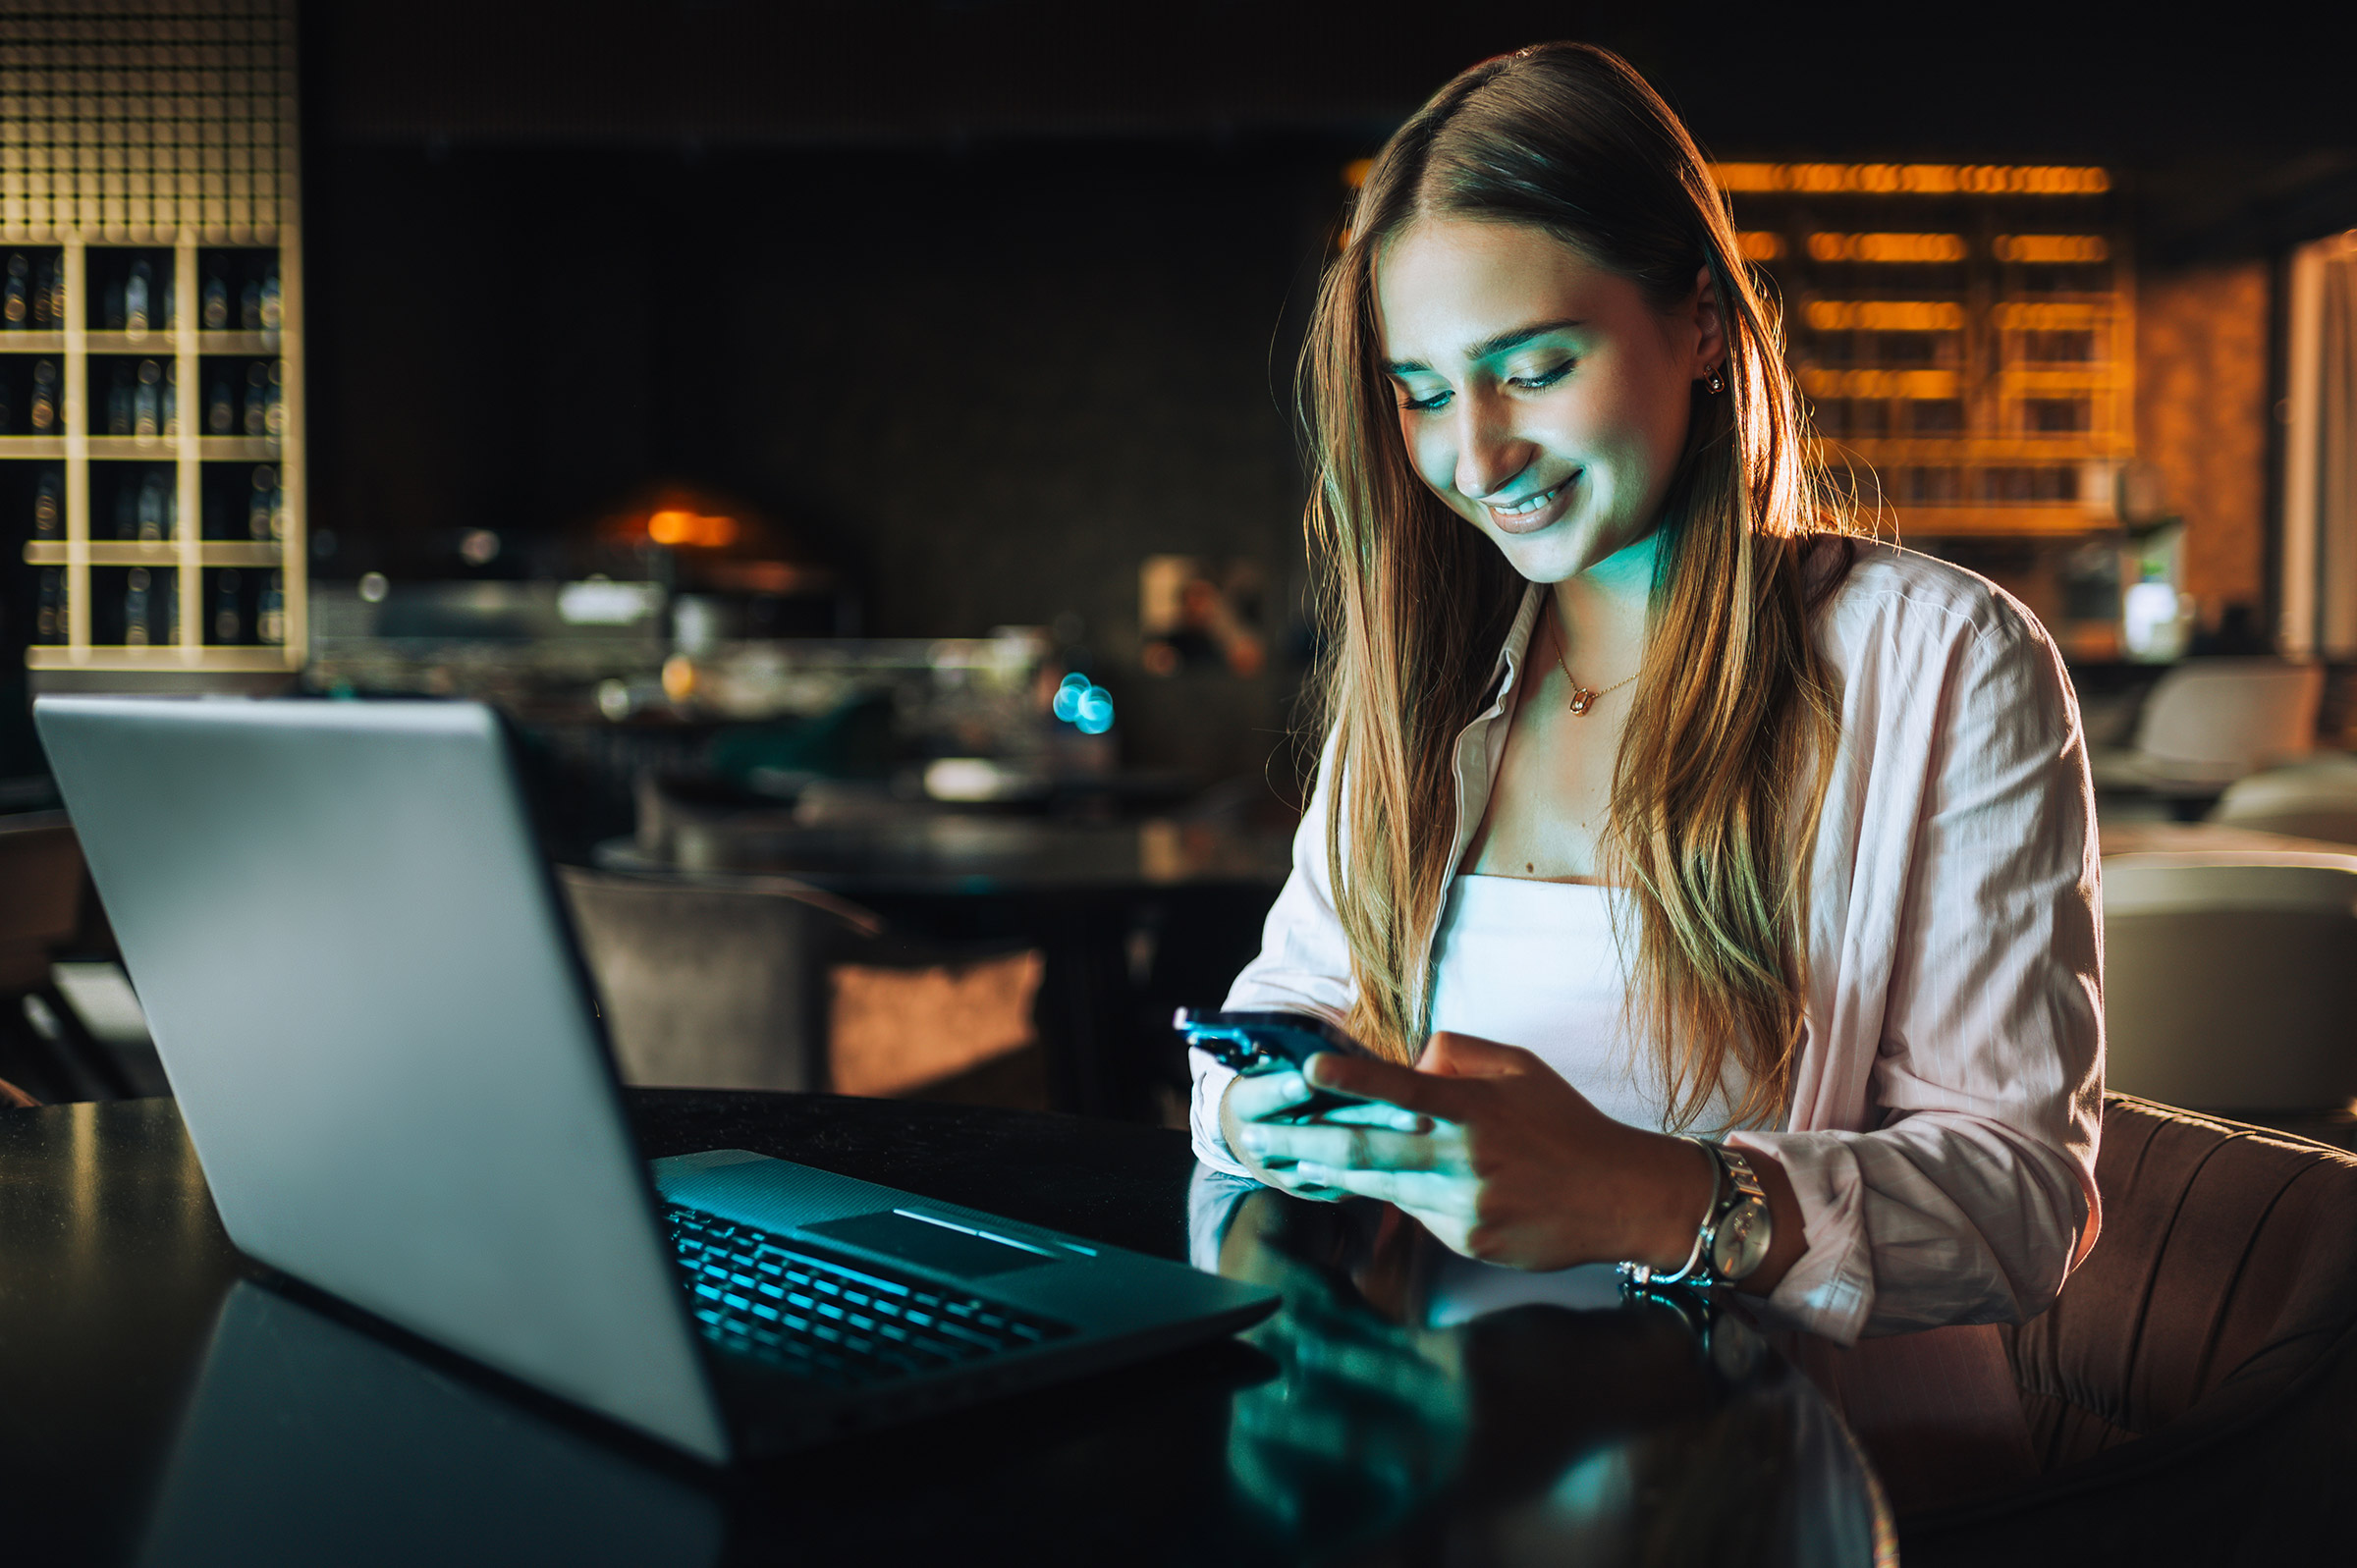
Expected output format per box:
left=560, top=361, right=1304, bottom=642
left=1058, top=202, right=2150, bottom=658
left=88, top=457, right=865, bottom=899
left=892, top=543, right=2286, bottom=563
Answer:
left=803, top=1210, right=1059, bottom=1277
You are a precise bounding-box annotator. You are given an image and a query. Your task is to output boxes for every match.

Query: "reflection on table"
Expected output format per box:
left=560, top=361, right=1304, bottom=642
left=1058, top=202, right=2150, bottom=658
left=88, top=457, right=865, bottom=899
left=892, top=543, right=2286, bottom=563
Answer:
left=5, top=1094, right=1891, bottom=1567
left=1189, top=1170, right=1891, bottom=1566
left=142, top=1281, right=724, bottom=1568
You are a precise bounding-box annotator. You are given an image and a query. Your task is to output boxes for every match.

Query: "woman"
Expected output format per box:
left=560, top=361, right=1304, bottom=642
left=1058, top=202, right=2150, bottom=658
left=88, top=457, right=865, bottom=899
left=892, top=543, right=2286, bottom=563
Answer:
left=1190, top=42, right=2103, bottom=1368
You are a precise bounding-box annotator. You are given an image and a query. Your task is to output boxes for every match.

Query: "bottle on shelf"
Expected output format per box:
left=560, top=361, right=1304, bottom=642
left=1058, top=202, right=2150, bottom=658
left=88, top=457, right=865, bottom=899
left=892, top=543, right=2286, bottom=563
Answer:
left=107, top=362, right=135, bottom=437
left=259, top=268, right=282, bottom=334
left=207, top=372, right=234, bottom=436
left=39, top=254, right=65, bottom=332
left=265, top=359, right=285, bottom=442
left=257, top=569, right=286, bottom=645
left=34, top=568, right=62, bottom=643
left=126, top=258, right=153, bottom=339
left=3, top=253, right=26, bottom=329
left=162, top=360, right=178, bottom=438
left=248, top=464, right=280, bottom=541
left=33, top=469, right=61, bottom=539
left=240, top=278, right=263, bottom=333
left=137, top=469, right=172, bottom=544
left=213, top=568, right=242, bottom=643
left=135, top=358, right=163, bottom=445
left=243, top=361, right=270, bottom=438
left=201, top=269, right=229, bottom=331
left=124, top=568, right=151, bottom=647
left=162, top=569, right=181, bottom=646
left=30, top=358, right=57, bottom=433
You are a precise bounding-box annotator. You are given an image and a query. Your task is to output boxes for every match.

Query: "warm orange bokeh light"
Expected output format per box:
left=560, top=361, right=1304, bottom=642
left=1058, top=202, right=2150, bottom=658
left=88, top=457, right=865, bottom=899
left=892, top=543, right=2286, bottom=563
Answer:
left=645, top=509, right=740, bottom=548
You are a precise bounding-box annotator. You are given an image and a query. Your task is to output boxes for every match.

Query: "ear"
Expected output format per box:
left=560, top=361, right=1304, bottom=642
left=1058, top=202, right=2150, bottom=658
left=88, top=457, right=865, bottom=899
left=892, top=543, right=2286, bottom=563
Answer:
left=1690, top=263, right=1727, bottom=379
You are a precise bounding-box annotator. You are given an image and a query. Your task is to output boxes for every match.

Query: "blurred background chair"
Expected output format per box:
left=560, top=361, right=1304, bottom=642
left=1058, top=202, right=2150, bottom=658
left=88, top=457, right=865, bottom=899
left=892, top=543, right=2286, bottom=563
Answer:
left=2090, top=659, right=2324, bottom=800
left=1906, top=1096, right=2357, bottom=1564
left=2099, top=851, right=2357, bottom=1116
left=2208, top=753, right=2357, bottom=846
left=0, top=812, right=140, bottom=1104
left=559, top=867, right=1047, bottom=1106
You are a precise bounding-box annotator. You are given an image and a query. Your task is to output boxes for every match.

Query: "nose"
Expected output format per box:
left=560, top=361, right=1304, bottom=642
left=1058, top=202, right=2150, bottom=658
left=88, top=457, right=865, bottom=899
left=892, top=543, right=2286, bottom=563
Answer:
left=1449, top=391, right=1535, bottom=504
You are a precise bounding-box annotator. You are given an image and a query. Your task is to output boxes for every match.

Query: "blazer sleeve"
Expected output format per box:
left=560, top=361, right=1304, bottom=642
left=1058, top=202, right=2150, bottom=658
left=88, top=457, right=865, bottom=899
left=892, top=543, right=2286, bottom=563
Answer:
left=1729, top=605, right=2106, bottom=1343
left=1189, top=731, right=1360, bottom=1177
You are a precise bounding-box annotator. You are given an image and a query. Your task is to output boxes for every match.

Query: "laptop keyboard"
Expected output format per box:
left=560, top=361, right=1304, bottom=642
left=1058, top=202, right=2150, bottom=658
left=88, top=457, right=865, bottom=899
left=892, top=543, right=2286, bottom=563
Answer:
left=664, top=1205, right=1072, bottom=1388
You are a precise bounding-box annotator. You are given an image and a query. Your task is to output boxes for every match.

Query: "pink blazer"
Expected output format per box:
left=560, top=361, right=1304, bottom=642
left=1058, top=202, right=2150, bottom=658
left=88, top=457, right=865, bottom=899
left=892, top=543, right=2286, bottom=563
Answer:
left=1190, top=543, right=2105, bottom=1345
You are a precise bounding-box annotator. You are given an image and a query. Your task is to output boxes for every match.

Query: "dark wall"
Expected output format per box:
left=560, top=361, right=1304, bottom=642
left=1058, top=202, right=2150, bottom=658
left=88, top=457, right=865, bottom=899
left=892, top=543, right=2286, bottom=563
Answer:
left=297, top=4, right=2357, bottom=787
left=304, top=137, right=1344, bottom=780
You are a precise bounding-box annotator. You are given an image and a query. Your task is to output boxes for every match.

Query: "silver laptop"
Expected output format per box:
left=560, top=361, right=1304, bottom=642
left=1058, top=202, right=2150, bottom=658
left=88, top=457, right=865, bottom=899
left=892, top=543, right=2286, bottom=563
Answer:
left=36, top=696, right=1276, bottom=1464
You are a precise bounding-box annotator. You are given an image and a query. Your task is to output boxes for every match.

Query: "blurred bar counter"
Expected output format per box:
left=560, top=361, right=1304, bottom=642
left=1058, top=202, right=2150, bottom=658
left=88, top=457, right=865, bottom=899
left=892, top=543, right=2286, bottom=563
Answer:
left=302, top=579, right=1240, bottom=863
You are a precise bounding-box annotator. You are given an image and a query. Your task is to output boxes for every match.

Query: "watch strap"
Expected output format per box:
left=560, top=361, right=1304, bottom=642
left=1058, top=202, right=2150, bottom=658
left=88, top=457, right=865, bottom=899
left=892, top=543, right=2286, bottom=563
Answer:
left=1617, top=1135, right=1721, bottom=1289
left=1618, top=1140, right=1771, bottom=1293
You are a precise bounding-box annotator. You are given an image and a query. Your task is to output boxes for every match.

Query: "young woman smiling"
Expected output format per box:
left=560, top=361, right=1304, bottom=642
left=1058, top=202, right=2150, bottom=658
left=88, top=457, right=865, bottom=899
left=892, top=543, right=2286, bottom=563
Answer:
left=1190, top=42, right=2104, bottom=1374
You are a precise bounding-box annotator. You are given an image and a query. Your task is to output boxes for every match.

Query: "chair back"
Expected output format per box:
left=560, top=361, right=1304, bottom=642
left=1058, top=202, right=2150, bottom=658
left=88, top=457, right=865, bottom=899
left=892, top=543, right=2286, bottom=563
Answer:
left=560, top=868, right=835, bottom=1093
left=559, top=868, right=1042, bottom=1101
left=2100, top=851, right=2357, bottom=1111
left=2131, top=659, right=2322, bottom=782
left=2002, top=1096, right=2357, bottom=1470
left=0, top=812, right=83, bottom=993
left=2209, top=756, right=2357, bottom=845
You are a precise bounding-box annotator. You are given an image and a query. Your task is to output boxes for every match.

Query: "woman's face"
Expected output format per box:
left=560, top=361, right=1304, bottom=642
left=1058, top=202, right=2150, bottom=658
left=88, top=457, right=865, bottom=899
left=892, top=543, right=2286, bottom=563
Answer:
left=1374, top=217, right=1722, bottom=583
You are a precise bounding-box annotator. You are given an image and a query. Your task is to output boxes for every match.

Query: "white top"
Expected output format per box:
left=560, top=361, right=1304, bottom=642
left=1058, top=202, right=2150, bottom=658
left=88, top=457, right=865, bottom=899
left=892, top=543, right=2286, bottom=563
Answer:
left=1426, top=875, right=1749, bottom=1135
left=1191, top=541, right=2106, bottom=1345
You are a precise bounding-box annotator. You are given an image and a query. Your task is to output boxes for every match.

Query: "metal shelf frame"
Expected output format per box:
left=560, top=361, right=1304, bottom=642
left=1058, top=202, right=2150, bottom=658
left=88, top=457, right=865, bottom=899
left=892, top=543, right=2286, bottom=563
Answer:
left=1, top=0, right=306, bottom=679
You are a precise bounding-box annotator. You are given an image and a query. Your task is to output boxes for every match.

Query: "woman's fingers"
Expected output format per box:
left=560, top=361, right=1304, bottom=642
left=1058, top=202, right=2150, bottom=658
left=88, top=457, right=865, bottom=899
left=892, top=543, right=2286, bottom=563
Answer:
left=1417, top=1031, right=1541, bottom=1077
left=1303, top=1053, right=1471, bottom=1119
left=1226, top=1068, right=1321, bottom=1123
left=1291, top=1163, right=1471, bottom=1216
left=1318, top=1101, right=1433, bottom=1133
left=1239, top=1119, right=1464, bottom=1175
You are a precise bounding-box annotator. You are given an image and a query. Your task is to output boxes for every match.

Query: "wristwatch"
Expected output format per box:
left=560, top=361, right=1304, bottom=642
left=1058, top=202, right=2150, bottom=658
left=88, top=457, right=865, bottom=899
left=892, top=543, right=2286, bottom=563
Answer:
left=1617, top=1138, right=1773, bottom=1291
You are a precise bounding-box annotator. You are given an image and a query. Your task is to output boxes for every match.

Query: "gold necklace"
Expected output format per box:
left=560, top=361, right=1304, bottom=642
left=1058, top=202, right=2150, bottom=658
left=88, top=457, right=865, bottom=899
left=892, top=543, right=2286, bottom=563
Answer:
left=1549, top=602, right=1638, bottom=716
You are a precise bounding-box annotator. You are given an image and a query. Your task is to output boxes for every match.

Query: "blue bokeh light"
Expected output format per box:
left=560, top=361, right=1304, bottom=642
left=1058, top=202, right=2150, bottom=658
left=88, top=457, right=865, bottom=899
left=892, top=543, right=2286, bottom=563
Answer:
left=1074, top=686, right=1114, bottom=734
left=1052, top=672, right=1088, bottom=722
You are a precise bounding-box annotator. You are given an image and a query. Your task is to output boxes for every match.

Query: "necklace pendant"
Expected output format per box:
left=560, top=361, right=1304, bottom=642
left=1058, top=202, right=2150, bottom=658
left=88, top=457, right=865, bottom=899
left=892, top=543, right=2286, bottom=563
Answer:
left=1567, top=685, right=1597, bottom=716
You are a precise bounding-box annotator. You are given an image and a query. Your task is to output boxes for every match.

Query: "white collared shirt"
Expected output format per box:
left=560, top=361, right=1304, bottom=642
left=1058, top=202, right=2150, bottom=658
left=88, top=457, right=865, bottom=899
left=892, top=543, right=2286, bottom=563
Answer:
left=1191, top=542, right=2105, bottom=1344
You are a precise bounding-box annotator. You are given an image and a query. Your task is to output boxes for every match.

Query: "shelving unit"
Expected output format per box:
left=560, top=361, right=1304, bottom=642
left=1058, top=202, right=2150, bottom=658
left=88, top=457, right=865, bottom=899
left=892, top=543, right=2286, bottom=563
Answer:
left=1713, top=162, right=2132, bottom=540
left=1, top=0, right=304, bottom=684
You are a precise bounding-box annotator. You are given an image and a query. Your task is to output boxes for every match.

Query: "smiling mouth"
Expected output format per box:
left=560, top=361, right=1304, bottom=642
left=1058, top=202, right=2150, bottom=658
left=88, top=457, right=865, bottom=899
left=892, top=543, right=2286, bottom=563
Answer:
left=1481, top=472, right=1578, bottom=531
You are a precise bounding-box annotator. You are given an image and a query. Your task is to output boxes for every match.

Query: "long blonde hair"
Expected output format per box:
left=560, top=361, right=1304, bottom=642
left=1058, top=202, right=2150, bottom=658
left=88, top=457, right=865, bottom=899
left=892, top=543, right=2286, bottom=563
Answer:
left=1300, top=43, right=1858, bottom=1127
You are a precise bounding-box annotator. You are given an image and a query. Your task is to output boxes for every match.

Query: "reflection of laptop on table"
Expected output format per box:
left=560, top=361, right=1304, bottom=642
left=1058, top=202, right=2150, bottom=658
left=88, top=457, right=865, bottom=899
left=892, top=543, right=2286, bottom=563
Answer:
left=38, top=697, right=1275, bottom=1463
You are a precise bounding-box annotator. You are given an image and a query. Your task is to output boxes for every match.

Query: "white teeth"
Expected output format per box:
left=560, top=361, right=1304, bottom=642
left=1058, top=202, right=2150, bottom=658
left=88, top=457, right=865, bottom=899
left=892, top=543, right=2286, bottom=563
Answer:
left=1488, top=481, right=1563, bottom=516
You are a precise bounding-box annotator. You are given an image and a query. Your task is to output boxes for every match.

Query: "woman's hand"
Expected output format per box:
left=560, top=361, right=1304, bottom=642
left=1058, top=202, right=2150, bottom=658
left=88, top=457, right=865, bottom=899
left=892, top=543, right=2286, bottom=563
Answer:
left=1220, top=1067, right=1436, bottom=1203
left=1232, top=1032, right=1720, bottom=1272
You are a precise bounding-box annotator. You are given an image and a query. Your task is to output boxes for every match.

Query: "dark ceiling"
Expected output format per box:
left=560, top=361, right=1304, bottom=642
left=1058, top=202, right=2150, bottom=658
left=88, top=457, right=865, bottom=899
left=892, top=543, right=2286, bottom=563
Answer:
left=302, top=3, right=2357, bottom=262
left=308, top=2, right=2354, bottom=163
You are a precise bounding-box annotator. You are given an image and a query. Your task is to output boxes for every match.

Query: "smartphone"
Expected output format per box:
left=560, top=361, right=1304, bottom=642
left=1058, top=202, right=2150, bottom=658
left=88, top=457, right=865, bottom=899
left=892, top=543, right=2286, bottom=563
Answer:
left=1173, top=1007, right=1375, bottom=1122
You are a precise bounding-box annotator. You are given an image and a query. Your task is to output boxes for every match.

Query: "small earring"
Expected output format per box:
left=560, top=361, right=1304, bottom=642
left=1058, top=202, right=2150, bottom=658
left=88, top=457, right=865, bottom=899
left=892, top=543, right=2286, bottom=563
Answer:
left=1706, top=368, right=1726, bottom=395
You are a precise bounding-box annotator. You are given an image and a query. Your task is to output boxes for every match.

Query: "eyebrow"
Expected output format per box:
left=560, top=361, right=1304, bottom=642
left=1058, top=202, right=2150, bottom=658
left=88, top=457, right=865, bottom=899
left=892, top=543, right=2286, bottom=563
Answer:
left=1382, top=317, right=1586, bottom=377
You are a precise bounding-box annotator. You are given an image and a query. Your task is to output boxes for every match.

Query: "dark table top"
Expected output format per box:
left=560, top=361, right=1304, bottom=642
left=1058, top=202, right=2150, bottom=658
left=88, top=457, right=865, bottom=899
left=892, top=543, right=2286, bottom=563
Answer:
left=2, top=1094, right=1886, bottom=1567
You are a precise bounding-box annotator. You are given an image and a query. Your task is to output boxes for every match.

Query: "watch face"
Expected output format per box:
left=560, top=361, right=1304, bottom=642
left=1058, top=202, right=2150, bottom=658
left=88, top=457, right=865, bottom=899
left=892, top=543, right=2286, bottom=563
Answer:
left=1711, top=1199, right=1772, bottom=1280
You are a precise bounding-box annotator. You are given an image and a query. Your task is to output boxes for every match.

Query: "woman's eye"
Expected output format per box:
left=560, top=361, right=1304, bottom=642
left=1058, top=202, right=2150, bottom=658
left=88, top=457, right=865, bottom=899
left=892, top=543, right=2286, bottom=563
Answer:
left=1509, top=359, right=1574, bottom=390
left=1398, top=388, right=1453, bottom=412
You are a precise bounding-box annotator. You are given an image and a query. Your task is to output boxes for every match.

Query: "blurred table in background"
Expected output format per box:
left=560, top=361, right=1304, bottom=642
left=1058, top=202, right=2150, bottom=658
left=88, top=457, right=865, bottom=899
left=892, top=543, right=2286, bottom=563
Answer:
left=597, top=816, right=1294, bottom=1123
left=2097, top=821, right=2357, bottom=859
